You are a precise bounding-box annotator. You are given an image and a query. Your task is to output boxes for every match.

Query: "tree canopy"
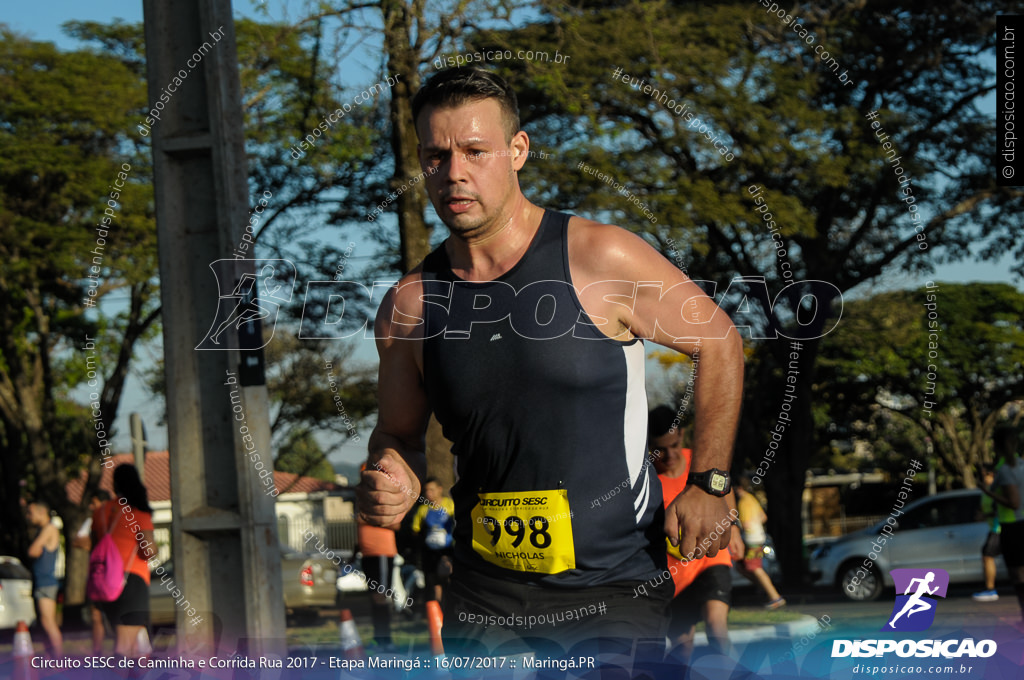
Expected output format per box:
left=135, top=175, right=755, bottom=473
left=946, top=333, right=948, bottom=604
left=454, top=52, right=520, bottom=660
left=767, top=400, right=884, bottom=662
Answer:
left=0, top=25, right=159, bottom=555
left=0, top=19, right=381, bottom=568
left=818, top=282, right=1024, bottom=487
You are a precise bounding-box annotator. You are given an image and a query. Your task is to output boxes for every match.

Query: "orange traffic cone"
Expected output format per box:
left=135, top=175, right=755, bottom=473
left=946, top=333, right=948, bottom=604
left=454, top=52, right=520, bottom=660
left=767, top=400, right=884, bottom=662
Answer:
left=426, top=600, right=444, bottom=658
left=12, top=620, right=36, bottom=680
left=339, top=609, right=366, bottom=660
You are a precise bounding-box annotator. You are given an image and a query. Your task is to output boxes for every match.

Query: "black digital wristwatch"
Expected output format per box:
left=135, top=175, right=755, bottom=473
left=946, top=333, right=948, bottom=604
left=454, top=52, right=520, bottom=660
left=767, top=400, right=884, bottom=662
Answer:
left=687, top=468, right=732, bottom=497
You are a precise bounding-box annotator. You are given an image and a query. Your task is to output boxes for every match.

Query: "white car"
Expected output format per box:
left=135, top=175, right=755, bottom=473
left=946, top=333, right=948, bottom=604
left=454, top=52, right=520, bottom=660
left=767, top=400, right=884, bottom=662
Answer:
left=0, top=557, right=37, bottom=629
left=809, top=489, right=1006, bottom=601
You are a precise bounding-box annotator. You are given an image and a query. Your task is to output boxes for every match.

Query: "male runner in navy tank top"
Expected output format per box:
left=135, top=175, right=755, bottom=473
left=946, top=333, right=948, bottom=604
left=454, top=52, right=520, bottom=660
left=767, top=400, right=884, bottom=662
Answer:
left=356, top=67, right=744, bottom=656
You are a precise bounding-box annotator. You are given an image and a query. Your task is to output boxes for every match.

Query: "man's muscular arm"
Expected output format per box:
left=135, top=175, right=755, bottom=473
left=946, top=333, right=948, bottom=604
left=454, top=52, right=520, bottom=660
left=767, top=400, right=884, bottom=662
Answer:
left=575, top=222, right=744, bottom=559
left=356, top=281, right=431, bottom=528
left=670, top=323, right=743, bottom=559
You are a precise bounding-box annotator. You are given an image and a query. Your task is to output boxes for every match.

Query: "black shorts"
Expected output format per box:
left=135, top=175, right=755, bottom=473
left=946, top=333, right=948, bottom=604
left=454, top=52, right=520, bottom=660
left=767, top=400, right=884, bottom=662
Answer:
left=423, top=547, right=454, bottom=574
left=667, top=564, right=731, bottom=637
left=1002, top=521, right=1024, bottom=568
left=442, top=565, right=672, bottom=658
left=982, top=532, right=1002, bottom=558
left=423, top=547, right=454, bottom=596
left=362, top=555, right=395, bottom=590
left=101, top=573, right=150, bottom=628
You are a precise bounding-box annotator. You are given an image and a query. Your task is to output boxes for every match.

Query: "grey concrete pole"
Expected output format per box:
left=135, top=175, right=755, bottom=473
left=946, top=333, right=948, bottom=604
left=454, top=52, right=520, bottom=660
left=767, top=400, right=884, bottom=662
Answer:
left=142, top=0, right=286, bottom=658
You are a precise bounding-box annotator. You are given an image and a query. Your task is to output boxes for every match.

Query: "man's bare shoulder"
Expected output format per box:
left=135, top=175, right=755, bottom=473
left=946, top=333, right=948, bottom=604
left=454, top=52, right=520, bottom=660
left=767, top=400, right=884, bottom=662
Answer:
left=567, top=215, right=669, bottom=280
left=374, top=264, right=429, bottom=342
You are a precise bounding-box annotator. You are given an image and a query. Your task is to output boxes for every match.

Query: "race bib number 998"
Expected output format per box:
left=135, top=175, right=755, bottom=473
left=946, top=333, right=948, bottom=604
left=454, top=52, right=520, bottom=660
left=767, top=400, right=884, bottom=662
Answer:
left=471, top=490, right=575, bottom=574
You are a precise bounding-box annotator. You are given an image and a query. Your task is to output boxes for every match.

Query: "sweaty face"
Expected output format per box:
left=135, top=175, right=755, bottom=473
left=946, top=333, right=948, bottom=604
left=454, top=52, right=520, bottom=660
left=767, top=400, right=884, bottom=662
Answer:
left=417, top=99, right=526, bottom=240
left=649, top=430, right=686, bottom=477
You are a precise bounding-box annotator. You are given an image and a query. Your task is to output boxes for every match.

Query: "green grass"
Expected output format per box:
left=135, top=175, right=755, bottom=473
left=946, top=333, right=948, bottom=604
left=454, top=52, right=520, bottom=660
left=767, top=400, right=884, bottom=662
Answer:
left=697, top=607, right=805, bottom=633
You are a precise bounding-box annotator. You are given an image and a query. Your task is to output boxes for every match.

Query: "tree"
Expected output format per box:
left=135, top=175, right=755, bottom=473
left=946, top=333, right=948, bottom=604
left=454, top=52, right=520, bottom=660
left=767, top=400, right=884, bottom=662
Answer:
left=284, top=0, right=523, bottom=270
left=275, top=427, right=336, bottom=482
left=0, top=26, right=160, bottom=611
left=66, top=18, right=380, bottom=289
left=468, top=0, right=1022, bottom=582
left=144, top=332, right=375, bottom=482
left=67, top=16, right=387, bottom=459
left=818, top=282, right=1024, bottom=488
left=264, top=334, right=375, bottom=446
left=0, top=17, right=380, bottom=606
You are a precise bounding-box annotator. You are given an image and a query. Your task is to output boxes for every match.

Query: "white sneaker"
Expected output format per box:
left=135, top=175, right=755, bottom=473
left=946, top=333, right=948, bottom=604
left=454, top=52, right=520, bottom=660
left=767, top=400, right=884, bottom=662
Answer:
left=972, top=590, right=999, bottom=602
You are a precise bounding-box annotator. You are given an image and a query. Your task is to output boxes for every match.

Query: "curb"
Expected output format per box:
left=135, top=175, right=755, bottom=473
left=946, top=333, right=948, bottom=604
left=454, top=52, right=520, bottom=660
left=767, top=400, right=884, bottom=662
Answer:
left=694, top=614, right=822, bottom=646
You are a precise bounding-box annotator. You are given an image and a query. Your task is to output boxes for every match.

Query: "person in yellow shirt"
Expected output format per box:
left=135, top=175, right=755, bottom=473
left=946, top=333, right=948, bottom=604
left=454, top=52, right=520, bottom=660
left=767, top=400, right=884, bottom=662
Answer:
left=411, top=478, right=455, bottom=604
left=734, top=478, right=785, bottom=609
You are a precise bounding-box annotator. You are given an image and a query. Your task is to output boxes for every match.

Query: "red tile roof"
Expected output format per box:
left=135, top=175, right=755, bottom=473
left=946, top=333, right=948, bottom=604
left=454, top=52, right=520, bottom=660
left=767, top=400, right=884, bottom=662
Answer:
left=66, top=452, right=339, bottom=504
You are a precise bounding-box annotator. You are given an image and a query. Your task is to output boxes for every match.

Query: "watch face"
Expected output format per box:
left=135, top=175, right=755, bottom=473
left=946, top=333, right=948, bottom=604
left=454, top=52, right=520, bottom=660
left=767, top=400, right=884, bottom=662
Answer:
left=710, top=474, right=726, bottom=492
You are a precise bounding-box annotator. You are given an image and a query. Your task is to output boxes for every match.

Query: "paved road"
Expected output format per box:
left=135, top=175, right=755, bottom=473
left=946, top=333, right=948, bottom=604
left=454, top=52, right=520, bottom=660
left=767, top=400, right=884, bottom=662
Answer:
left=740, top=583, right=1022, bottom=637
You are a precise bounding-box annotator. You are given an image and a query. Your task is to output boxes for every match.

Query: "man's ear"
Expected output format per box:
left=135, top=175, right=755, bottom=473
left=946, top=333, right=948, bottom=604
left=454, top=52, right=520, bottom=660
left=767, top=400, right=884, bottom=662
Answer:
left=510, top=130, right=530, bottom=172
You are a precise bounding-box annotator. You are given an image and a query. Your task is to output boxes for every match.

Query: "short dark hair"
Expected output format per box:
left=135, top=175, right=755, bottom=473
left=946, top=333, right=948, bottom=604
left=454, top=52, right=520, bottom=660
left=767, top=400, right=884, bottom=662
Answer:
left=647, top=405, right=678, bottom=442
left=412, top=67, right=520, bottom=142
left=113, top=464, right=152, bottom=514
left=994, top=426, right=1019, bottom=456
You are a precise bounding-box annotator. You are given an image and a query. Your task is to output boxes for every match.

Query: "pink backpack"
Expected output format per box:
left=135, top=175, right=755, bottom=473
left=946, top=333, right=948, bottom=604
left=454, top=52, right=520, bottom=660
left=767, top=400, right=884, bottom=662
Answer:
left=86, top=503, right=136, bottom=602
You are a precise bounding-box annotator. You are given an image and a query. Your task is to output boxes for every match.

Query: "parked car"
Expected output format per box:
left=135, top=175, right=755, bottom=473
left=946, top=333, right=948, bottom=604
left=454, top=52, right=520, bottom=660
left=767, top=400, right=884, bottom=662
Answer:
left=809, top=489, right=1007, bottom=601
left=151, top=546, right=339, bottom=626
left=0, top=557, right=37, bottom=629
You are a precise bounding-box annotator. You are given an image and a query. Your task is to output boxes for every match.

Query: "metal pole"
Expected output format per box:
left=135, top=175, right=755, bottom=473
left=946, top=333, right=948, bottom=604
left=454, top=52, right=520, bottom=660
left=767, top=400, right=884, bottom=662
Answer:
left=130, top=413, right=146, bottom=483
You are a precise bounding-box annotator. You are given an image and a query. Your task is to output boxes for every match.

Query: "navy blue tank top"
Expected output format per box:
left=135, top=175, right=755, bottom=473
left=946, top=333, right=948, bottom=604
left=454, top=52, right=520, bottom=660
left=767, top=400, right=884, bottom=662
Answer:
left=421, top=209, right=665, bottom=587
left=32, top=541, right=58, bottom=590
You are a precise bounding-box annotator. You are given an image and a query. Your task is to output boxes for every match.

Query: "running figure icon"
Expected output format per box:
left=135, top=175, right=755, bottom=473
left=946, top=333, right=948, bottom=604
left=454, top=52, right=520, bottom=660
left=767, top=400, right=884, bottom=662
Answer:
left=196, top=260, right=296, bottom=351
left=888, top=571, right=939, bottom=628
left=206, top=266, right=284, bottom=346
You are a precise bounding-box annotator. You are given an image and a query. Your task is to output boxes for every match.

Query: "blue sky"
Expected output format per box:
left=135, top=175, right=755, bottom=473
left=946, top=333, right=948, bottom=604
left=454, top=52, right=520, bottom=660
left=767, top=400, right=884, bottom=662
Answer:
left=7, top=2, right=1019, bottom=465
left=5, top=1, right=142, bottom=44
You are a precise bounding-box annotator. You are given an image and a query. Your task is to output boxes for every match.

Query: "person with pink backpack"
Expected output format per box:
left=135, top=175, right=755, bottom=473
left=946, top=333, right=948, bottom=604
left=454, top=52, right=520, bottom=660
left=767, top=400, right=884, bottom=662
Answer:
left=88, top=464, right=156, bottom=658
